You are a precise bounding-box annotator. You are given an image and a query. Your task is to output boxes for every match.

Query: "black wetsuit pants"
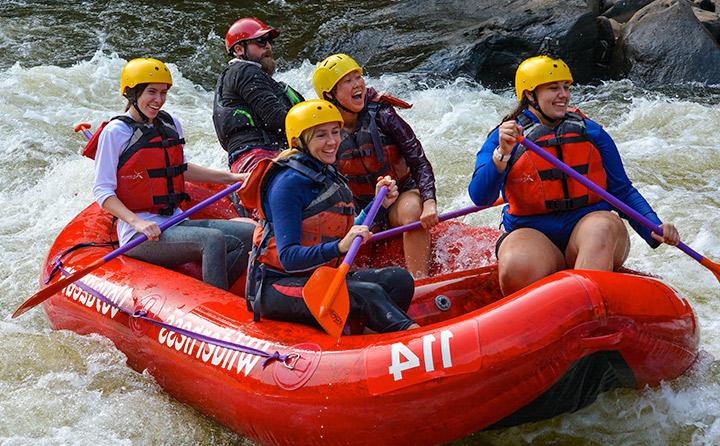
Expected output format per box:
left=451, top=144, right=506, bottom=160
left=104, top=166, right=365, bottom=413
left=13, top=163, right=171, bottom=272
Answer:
left=259, top=267, right=415, bottom=333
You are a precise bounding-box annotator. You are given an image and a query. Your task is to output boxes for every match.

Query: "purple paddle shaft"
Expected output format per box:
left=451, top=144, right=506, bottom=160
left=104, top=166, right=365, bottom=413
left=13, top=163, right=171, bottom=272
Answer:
left=517, top=136, right=701, bottom=262
left=343, top=186, right=388, bottom=265
left=370, top=205, right=487, bottom=242
left=101, top=182, right=243, bottom=262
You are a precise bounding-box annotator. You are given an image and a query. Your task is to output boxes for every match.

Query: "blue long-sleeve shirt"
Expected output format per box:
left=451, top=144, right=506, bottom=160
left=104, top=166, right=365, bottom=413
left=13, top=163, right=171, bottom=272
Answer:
left=263, top=153, right=383, bottom=273
left=468, top=109, right=662, bottom=248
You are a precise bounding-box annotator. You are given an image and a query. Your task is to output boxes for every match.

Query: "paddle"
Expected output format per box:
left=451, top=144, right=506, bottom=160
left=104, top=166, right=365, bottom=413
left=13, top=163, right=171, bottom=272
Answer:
left=369, top=197, right=504, bottom=243
left=73, top=122, right=92, bottom=140
left=516, top=135, right=720, bottom=283
left=302, top=187, right=388, bottom=338
left=12, top=181, right=245, bottom=318
left=12, top=120, right=247, bottom=319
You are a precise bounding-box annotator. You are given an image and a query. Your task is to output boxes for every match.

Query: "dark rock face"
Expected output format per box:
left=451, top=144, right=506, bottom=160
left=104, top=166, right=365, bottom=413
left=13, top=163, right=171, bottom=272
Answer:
left=602, top=0, right=656, bottom=22
left=619, top=0, right=720, bottom=85
left=304, top=0, right=609, bottom=89
left=298, top=0, right=720, bottom=88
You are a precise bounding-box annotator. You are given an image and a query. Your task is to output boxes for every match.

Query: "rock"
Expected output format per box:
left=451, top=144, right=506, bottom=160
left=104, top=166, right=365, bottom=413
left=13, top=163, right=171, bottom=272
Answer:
left=602, top=0, right=655, bottom=22
left=617, top=0, right=720, bottom=84
left=304, top=0, right=608, bottom=88
left=693, top=6, right=720, bottom=40
left=601, top=0, right=619, bottom=13
left=693, top=0, right=715, bottom=11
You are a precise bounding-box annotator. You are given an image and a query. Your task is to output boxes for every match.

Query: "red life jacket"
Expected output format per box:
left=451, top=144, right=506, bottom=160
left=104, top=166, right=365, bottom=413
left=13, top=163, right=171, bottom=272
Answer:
left=83, top=111, right=189, bottom=215
left=504, top=109, right=608, bottom=216
left=337, top=98, right=411, bottom=202
left=246, top=153, right=355, bottom=274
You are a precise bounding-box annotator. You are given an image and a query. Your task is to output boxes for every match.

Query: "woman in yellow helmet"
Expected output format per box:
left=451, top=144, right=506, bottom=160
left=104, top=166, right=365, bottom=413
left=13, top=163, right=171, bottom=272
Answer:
left=87, top=58, right=256, bottom=291
left=469, top=55, right=680, bottom=295
left=312, top=54, right=438, bottom=278
left=242, top=99, right=418, bottom=332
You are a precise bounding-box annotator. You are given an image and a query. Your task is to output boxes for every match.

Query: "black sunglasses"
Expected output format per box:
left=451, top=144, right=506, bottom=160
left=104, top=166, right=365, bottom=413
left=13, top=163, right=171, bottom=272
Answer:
left=249, top=35, right=274, bottom=47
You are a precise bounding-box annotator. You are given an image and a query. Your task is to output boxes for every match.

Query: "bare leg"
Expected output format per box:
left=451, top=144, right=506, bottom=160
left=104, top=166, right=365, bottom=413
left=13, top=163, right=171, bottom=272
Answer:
left=565, top=211, right=630, bottom=271
left=389, top=189, right=431, bottom=278
left=497, top=228, right=566, bottom=296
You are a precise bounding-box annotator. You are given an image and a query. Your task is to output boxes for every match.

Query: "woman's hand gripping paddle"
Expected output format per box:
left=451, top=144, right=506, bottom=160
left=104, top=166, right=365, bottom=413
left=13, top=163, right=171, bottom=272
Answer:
left=302, top=187, right=388, bottom=338
left=516, top=135, right=720, bottom=283
left=11, top=123, right=247, bottom=318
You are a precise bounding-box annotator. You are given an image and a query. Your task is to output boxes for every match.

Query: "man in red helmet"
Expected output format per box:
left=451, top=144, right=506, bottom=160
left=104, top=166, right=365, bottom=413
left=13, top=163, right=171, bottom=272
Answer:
left=213, top=18, right=304, bottom=194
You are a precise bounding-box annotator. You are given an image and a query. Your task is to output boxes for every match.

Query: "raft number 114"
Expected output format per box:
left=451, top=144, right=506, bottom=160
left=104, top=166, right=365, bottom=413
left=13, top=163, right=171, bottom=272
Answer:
left=389, top=330, right=454, bottom=381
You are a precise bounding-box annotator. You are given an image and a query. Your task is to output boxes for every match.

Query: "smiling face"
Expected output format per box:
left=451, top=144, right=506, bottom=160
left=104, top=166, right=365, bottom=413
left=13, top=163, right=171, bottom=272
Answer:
left=332, top=70, right=365, bottom=113
left=527, top=80, right=571, bottom=121
left=304, top=121, right=342, bottom=165
left=134, top=83, right=169, bottom=120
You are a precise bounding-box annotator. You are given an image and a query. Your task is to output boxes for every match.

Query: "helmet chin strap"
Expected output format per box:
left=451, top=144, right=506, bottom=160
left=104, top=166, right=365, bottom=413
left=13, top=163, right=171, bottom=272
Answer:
left=324, top=92, right=354, bottom=114
left=132, top=101, right=151, bottom=123
left=125, top=90, right=150, bottom=123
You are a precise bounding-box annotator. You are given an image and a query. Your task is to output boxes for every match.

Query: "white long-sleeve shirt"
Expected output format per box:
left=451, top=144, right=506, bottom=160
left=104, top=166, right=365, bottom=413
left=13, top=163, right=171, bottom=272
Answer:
left=92, top=112, right=186, bottom=245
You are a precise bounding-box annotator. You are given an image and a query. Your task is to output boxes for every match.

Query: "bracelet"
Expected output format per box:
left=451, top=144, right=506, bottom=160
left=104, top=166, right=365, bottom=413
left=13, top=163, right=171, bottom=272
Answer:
left=493, top=147, right=510, bottom=163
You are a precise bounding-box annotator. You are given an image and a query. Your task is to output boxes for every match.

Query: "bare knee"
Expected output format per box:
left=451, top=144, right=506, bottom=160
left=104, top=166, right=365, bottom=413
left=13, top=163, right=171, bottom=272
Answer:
left=497, top=229, right=564, bottom=295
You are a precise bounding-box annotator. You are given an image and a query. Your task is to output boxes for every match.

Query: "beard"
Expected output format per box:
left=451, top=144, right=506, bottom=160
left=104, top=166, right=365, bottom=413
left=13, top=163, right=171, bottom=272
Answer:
left=260, top=56, right=276, bottom=76
left=248, top=52, right=276, bottom=76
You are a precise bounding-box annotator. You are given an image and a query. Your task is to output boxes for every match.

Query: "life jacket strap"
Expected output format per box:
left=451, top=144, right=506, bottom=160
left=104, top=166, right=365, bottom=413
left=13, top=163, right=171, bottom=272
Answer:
left=147, top=163, right=188, bottom=178
left=538, top=164, right=589, bottom=181
left=544, top=196, right=589, bottom=211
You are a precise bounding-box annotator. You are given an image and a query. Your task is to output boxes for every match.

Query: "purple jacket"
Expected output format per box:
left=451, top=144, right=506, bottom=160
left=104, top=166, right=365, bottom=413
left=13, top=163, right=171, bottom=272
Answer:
left=360, top=88, right=437, bottom=202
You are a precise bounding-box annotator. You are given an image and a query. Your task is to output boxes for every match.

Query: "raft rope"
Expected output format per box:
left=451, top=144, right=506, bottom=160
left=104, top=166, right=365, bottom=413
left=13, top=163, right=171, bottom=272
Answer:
left=44, top=242, right=118, bottom=284
left=50, top=255, right=298, bottom=369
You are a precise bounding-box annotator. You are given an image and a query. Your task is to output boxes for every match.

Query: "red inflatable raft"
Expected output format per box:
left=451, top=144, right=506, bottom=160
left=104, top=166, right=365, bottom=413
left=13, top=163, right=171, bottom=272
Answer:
left=37, top=188, right=699, bottom=446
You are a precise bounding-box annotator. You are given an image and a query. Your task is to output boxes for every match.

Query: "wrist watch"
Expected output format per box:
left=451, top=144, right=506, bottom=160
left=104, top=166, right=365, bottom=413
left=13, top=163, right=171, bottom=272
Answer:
left=493, top=146, right=510, bottom=163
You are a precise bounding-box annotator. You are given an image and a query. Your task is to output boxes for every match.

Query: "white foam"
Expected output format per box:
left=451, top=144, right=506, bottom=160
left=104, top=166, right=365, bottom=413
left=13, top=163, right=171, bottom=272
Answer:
left=2, top=52, right=719, bottom=444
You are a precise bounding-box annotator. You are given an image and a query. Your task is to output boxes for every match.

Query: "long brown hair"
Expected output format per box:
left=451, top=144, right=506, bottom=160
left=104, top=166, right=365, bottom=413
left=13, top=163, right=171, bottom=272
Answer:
left=501, top=96, right=531, bottom=123
left=123, top=83, right=149, bottom=112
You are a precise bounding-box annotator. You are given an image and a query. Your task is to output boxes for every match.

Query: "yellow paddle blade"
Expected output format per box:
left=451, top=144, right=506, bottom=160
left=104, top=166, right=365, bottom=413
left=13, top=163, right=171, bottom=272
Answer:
left=303, top=265, right=350, bottom=338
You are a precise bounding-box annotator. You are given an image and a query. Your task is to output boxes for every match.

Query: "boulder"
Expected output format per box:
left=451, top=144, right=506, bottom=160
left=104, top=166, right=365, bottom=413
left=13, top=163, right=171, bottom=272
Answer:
left=617, top=0, right=720, bottom=85
left=693, top=0, right=715, bottom=11
left=602, top=0, right=655, bottom=22
left=303, top=0, right=608, bottom=88
left=693, top=5, right=720, bottom=40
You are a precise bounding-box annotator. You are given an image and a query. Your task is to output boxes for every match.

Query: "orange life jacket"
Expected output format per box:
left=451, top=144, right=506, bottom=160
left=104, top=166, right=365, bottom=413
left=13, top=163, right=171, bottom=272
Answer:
left=337, top=99, right=411, bottom=201
left=83, top=111, right=189, bottom=215
left=504, top=109, right=607, bottom=216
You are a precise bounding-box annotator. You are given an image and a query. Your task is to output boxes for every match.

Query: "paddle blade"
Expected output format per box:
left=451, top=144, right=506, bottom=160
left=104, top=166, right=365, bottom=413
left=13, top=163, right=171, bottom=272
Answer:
left=11, top=258, right=104, bottom=318
left=701, top=257, right=720, bottom=284
left=303, top=266, right=350, bottom=338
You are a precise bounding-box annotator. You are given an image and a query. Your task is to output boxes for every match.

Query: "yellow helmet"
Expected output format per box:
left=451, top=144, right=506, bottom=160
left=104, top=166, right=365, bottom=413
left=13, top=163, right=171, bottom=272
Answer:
left=514, top=55, right=573, bottom=101
left=312, top=54, right=362, bottom=99
left=120, top=58, right=173, bottom=96
left=285, top=100, right=344, bottom=148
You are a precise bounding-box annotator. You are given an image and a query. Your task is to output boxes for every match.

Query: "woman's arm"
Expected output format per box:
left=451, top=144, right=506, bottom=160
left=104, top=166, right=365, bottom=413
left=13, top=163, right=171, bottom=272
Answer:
left=93, top=120, right=161, bottom=240
left=379, top=106, right=436, bottom=202
left=185, top=163, right=247, bottom=184
left=586, top=119, right=664, bottom=247
left=468, top=127, right=506, bottom=205
left=267, top=171, right=344, bottom=273
left=101, top=196, right=161, bottom=240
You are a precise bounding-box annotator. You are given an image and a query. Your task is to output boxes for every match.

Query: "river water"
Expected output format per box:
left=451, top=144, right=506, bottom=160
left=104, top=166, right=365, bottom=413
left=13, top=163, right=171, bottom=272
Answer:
left=1, top=1, right=720, bottom=445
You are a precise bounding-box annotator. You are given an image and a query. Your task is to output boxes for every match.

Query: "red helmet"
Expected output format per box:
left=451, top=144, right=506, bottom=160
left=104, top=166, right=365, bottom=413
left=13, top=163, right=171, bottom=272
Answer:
left=225, top=18, right=280, bottom=53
